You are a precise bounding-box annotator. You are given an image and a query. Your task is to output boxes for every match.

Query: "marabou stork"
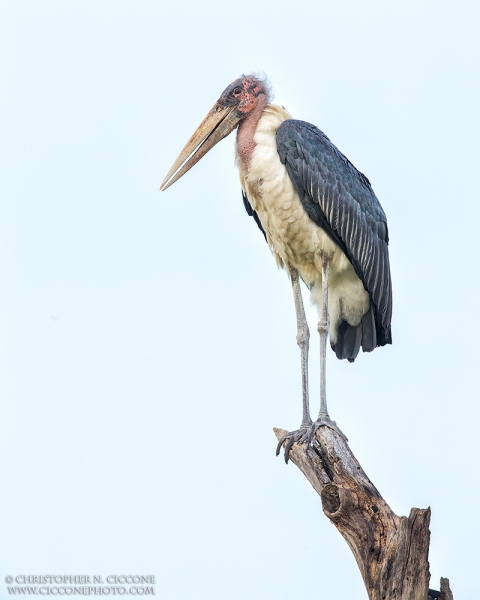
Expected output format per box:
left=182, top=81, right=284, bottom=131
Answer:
left=161, top=75, right=392, bottom=461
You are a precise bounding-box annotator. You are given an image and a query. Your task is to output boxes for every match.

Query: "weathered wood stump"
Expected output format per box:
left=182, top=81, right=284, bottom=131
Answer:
left=274, top=425, right=453, bottom=600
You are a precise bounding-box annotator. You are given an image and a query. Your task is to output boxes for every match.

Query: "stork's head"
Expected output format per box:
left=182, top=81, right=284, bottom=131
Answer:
left=217, top=75, right=271, bottom=115
left=160, top=74, right=270, bottom=191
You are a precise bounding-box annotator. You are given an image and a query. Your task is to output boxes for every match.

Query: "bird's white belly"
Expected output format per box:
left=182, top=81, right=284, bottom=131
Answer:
left=238, top=105, right=370, bottom=342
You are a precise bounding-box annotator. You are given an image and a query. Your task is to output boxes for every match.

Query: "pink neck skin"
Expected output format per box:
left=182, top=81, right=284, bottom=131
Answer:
left=236, top=95, right=268, bottom=169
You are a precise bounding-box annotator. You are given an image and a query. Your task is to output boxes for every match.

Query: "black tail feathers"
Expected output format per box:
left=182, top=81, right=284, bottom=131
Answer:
left=331, top=305, right=377, bottom=363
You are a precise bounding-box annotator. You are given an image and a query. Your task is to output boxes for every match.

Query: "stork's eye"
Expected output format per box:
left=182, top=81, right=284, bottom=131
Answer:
left=233, top=87, right=242, bottom=96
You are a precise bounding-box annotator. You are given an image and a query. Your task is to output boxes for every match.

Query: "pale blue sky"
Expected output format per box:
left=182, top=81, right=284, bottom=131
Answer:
left=1, top=1, right=479, bottom=598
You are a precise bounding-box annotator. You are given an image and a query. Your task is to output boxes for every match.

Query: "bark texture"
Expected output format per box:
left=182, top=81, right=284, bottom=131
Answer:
left=274, top=425, right=453, bottom=600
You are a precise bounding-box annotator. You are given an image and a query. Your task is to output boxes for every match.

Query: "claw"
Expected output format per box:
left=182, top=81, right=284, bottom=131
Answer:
left=284, top=435, right=297, bottom=463
left=275, top=434, right=289, bottom=457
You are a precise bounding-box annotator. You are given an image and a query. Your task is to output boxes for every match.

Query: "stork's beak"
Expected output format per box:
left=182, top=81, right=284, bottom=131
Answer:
left=160, top=103, right=240, bottom=191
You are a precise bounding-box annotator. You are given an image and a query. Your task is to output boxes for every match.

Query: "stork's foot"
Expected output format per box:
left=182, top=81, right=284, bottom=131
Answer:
left=275, top=425, right=311, bottom=464
left=310, top=415, right=348, bottom=444
left=276, top=416, right=348, bottom=463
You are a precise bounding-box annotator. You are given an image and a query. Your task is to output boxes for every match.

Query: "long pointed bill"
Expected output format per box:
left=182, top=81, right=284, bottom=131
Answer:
left=160, top=103, right=240, bottom=191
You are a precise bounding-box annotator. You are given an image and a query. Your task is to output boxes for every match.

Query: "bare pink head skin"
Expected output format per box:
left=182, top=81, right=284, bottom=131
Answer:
left=217, top=75, right=271, bottom=167
left=160, top=74, right=271, bottom=192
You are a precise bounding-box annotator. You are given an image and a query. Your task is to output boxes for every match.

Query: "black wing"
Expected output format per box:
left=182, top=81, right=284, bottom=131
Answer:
left=276, top=119, right=392, bottom=348
left=242, top=190, right=267, bottom=241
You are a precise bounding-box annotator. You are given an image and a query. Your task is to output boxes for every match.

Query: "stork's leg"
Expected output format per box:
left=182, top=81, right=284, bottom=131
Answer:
left=276, top=261, right=346, bottom=463
left=290, top=265, right=312, bottom=428
left=309, top=253, right=347, bottom=441
left=318, top=253, right=330, bottom=418
left=276, top=266, right=313, bottom=462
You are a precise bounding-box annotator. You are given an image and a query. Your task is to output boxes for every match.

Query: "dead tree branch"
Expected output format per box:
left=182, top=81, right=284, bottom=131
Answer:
left=274, top=425, right=453, bottom=600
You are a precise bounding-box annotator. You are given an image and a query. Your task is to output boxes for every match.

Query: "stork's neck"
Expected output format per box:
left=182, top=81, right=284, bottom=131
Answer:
left=236, top=97, right=268, bottom=169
